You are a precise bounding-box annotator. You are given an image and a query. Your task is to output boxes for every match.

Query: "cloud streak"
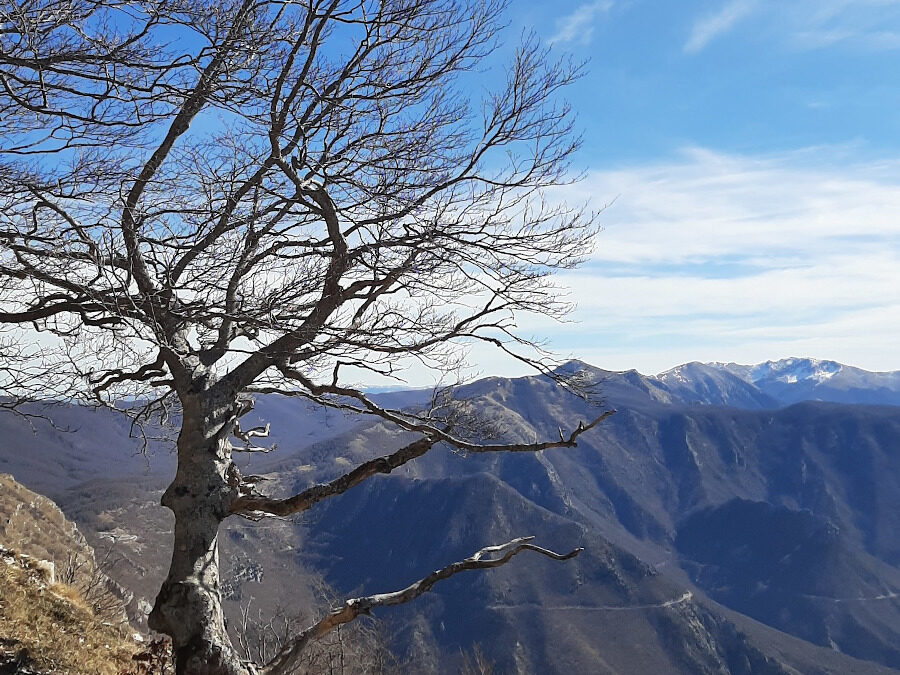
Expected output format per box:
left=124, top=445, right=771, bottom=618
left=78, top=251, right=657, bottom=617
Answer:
left=533, top=148, right=900, bottom=373
left=548, top=1, right=612, bottom=46
left=686, top=0, right=900, bottom=53
left=685, top=0, right=758, bottom=53
left=562, top=147, right=900, bottom=264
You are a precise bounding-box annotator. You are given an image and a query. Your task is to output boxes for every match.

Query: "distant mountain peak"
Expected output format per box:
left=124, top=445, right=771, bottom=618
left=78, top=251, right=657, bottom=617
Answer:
left=655, top=361, right=779, bottom=409
left=693, top=358, right=900, bottom=407
left=746, top=358, right=843, bottom=385
left=658, top=361, right=715, bottom=381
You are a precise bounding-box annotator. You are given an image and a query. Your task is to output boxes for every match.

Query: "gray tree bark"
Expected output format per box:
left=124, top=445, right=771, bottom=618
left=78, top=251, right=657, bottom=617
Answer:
left=148, top=391, right=251, bottom=675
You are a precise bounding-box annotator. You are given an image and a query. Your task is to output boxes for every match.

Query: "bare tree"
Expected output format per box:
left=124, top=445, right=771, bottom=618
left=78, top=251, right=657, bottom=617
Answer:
left=459, top=643, right=494, bottom=675
left=0, top=1, right=610, bottom=673
left=236, top=584, right=402, bottom=674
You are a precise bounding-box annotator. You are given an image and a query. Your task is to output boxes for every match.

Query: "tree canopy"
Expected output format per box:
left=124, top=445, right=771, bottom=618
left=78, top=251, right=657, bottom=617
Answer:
left=0, top=1, right=607, bottom=672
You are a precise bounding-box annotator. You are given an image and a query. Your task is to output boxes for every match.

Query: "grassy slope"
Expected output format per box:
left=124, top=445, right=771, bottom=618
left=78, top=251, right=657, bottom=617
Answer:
left=0, top=549, right=137, bottom=674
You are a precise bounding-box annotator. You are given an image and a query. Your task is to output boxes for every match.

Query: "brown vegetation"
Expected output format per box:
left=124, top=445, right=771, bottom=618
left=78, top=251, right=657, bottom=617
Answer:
left=0, top=474, right=130, bottom=625
left=0, top=547, right=136, bottom=675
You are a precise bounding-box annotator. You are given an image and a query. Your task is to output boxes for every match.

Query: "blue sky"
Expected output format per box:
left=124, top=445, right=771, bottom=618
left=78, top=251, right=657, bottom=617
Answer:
left=540, top=0, right=900, bottom=162
left=461, top=0, right=900, bottom=378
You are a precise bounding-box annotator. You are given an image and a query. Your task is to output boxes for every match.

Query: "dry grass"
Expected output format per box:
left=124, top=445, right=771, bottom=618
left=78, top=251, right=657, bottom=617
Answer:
left=0, top=552, right=137, bottom=674
left=0, top=474, right=82, bottom=567
left=1, top=473, right=131, bottom=627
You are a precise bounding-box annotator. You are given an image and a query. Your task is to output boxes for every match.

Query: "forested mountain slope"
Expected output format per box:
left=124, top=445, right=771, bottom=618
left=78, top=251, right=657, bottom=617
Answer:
left=1, top=358, right=898, bottom=673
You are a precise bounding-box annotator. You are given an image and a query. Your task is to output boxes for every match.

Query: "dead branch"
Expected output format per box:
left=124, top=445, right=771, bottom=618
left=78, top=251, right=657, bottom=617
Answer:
left=262, top=537, right=583, bottom=675
left=263, top=366, right=616, bottom=453
left=232, top=421, right=271, bottom=445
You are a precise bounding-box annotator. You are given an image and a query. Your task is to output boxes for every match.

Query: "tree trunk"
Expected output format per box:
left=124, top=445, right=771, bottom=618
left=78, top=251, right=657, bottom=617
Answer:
left=148, top=393, right=251, bottom=675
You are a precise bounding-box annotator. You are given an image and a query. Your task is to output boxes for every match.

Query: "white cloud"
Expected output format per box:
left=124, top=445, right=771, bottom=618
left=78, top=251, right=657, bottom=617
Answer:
left=685, top=0, right=758, bottom=53
left=696, top=0, right=900, bottom=52
left=555, top=147, right=900, bottom=264
left=354, top=148, right=900, bottom=383
left=571, top=301, right=900, bottom=375
left=548, top=1, right=613, bottom=46
left=529, top=148, right=900, bottom=374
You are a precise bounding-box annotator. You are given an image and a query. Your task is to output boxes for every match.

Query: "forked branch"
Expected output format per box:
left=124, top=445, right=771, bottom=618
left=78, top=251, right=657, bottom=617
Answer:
left=261, top=536, right=582, bottom=675
left=269, top=367, right=614, bottom=453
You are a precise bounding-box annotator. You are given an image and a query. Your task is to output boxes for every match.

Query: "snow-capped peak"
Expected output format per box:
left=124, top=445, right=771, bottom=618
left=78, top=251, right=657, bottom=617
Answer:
left=748, top=358, right=842, bottom=385
left=655, top=358, right=900, bottom=407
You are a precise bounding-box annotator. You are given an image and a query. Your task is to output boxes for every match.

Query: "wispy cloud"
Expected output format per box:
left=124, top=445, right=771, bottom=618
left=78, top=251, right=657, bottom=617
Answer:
left=687, top=0, right=900, bottom=53
left=791, top=25, right=900, bottom=51
left=376, top=149, right=900, bottom=383
left=532, top=148, right=900, bottom=373
left=685, top=0, right=759, bottom=53
left=561, top=147, right=900, bottom=263
left=548, top=1, right=613, bottom=46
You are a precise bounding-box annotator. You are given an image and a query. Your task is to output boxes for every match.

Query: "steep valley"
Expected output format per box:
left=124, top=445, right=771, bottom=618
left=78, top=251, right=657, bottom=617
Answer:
left=1, top=358, right=899, bottom=673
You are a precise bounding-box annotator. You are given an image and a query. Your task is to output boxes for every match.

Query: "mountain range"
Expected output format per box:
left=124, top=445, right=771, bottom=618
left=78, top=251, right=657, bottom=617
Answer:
left=0, top=357, right=898, bottom=673
left=658, top=358, right=900, bottom=407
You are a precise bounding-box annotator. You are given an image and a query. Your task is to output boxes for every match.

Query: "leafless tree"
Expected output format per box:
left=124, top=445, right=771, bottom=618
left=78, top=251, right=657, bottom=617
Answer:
left=236, top=586, right=402, bottom=674
left=0, top=1, right=610, bottom=672
left=60, top=541, right=133, bottom=624
left=459, top=643, right=494, bottom=675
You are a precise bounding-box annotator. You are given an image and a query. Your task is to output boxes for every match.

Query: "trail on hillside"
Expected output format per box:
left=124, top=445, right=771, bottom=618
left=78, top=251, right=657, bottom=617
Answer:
left=488, top=591, right=693, bottom=612
left=800, top=591, right=900, bottom=604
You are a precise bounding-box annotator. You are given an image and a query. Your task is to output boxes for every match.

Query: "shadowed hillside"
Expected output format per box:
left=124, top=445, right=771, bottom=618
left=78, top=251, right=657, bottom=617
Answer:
left=1, top=360, right=899, bottom=673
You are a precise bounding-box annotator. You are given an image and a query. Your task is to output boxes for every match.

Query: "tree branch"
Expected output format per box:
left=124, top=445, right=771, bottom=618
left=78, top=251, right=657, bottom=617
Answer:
left=262, top=368, right=616, bottom=454
left=262, top=536, right=582, bottom=675
left=230, top=408, right=613, bottom=518
left=230, top=435, right=437, bottom=517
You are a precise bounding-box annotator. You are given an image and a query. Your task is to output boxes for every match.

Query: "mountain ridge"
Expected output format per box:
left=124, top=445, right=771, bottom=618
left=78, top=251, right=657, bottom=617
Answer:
left=1, top=356, right=899, bottom=673
left=556, top=357, right=900, bottom=409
